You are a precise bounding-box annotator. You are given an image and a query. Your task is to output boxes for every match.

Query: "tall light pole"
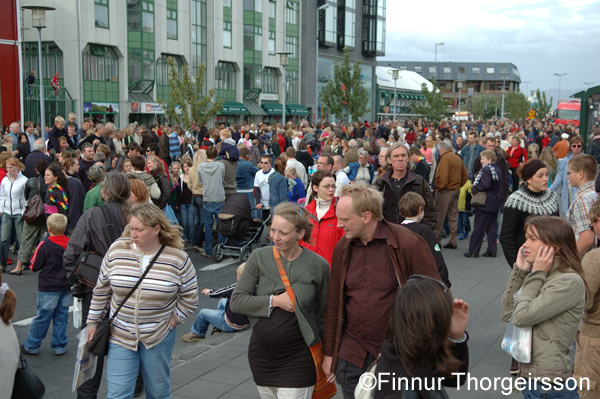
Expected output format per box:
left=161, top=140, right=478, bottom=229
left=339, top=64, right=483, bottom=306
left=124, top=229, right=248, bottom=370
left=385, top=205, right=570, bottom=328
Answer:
left=315, top=4, right=329, bottom=124
left=584, top=81, right=594, bottom=90
left=434, top=42, right=444, bottom=80
left=457, top=81, right=463, bottom=120
left=500, top=76, right=507, bottom=119
left=554, top=72, right=567, bottom=103
left=391, top=69, right=399, bottom=122
left=522, top=80, right=532, bottom=96
left=21, top=5, right=55, bottom=138
left=276, top=51, right=292, bottom=125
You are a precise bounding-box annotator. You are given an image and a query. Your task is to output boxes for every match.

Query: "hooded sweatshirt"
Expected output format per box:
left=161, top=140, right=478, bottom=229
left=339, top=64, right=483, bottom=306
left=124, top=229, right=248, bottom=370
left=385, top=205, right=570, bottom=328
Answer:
left=31, top=235, right=71, bottom=292
left=197, top=161, right=225, bottom=202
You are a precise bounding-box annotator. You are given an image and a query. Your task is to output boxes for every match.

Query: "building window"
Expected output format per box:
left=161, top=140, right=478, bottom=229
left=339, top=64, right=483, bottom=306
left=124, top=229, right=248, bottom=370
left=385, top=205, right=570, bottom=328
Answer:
left=428, top=66, right=436, bottom=74
left=95, top=0, right=109, bottom=28
left=23, top=41, right=63, bottom=83
left=486, top=67, right=495, bottom=74
left=345, top=10, right=355, bottom=48
left=191, top=0, right=206, bottom=77
left=399, top=66, right=407, bottom=70
left=325, top=6, right=336, bottom=43
left=156, top=55, right=182, bottom=85
left=269, top=0, right=276, bottom=18
left=255, top=26, right=262, bottom=51
left=83, top=45, right=118, bottom=81
left=443, top=66, right=451, bottom=74
left=414, top=66, right=422, bottom=73
left=376, top=18, right=385, bottom=53
left=472, top=67, right=480, bottom=74
left=244, top=0, right=261, bottom=11
left=500, top=67, right=508, bottom=75
left=458, top=66, right=465, bottom=74
left=377, top=0, right=386, bottom=17
left=215, top=62, right=236, bottom=91
left=167, top=10, right=177, bottom=39
left=286, top=1, right=299, bottom=25
left=286, top=69, right=298, bottom=103
left=142, top=1, right=154, bottom=33
left=224, top=0, right=231, bottom=6
left=263, top=67, right=278, bottom=94
left=286, top=36, right=298, bottom=59
left=268, top=31, right=275, bottom=55
left=223, top=21, right=232, bottom=48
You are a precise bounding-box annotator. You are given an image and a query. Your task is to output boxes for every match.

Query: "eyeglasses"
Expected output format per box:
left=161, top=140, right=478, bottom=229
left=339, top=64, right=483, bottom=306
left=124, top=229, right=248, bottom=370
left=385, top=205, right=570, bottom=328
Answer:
left=319, top=185, right=336, bottom=190
left=407, top=274, right=449, bottom=293
left=566, top=170, right=577, bottom=175
left=572, top=144, right=582, bottom=148
left=261, top=162, right=270, bottom=164
left=590, top=220, right=597, bottom=230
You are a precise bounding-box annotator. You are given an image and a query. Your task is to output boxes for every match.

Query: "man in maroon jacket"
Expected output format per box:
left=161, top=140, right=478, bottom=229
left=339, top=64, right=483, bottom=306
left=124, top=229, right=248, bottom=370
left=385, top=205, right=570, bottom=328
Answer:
left=322, top=184, right=441, bottom=398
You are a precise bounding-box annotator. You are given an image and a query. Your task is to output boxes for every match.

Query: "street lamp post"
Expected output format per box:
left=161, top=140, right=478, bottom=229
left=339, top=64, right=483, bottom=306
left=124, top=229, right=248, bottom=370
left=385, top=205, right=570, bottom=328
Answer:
left=434, top=42, right=444, bottom=80
left=276, top=52, right=292, bottom=125
left=584, top=81, right=594, bottom=90
left=457, top=81, right=463, bottom=120
left=554, top=72, right=567, bottom=103
left=392, top=69, right=399, bottom=122
left=21, top=5, right=55, bottom=139
left=522, top=80, right=532, bottom=97
left=315, top=4, right=329, bottom=124
left=500, top=76, right=507, bottom=119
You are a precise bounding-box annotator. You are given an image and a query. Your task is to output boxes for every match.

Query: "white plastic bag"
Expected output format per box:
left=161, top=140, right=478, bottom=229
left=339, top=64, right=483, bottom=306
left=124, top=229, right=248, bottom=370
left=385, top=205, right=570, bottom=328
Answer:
left=72, top=327, right=98, bottom=392
left=73, top=297, right=82, bottom=329
left=501, top=288, right=532, bottom=363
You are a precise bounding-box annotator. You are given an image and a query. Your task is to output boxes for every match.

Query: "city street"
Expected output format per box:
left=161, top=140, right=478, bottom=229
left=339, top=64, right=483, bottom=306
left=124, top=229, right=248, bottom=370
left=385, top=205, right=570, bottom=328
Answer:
left=6, top=236, right=524, bottom=398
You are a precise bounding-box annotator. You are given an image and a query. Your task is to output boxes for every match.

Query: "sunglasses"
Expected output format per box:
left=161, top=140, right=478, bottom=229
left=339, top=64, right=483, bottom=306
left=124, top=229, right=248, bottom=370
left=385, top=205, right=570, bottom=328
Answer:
left=572, top=144, right=582, bottom=148
left=407, top=274, right=449, bottom=293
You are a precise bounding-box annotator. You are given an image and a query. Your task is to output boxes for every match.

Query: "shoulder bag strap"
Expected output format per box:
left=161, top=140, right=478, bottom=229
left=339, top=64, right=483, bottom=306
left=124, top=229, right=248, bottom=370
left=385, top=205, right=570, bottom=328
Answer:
left=99, top=204, right=117, bottom=243
left=272, top=246, right=295, bottom=312
left=110, top=245, right=165, bottom=322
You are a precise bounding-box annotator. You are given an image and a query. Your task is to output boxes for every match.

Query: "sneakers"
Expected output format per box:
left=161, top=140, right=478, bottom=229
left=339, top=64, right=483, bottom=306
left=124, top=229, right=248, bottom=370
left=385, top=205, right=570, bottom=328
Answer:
left=482, top=252, right=496, bottom=258
left=458, top=233, right=469, bottom=240
left=463, top=252, right=479, bottom=258
left=510, top=359, right=519, bottom=375
left=20, top=344, right=39, bottom=356
left=182, top=332, right=205, bottom=342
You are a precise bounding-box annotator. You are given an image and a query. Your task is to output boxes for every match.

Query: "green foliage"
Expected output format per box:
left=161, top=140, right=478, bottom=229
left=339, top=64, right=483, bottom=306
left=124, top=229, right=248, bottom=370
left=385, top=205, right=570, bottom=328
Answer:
left=158, top=57, right=224, bottom=133
left=532, top=89, right=553, bottom=119
left=413, top=79, right=451, bottom=122
left=319, top=47, right=369, bottom=122
left=470, top=97, right=501, bottom=119
left=504, top=92, right=530, bottom=119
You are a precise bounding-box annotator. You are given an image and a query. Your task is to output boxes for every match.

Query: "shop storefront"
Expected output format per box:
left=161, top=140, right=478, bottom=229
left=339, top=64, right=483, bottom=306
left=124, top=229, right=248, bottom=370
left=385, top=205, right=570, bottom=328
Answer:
left=215, top=101, right=248, bottom=126
left=83, top=102, right=120, bottom=125
left=128, top=102, right=167, bottom=127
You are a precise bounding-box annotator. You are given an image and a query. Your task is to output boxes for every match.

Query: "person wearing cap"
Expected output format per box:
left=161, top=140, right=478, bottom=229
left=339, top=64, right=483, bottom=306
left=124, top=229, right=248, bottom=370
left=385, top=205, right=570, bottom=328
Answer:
left=551, top=136, right=584, bottom=215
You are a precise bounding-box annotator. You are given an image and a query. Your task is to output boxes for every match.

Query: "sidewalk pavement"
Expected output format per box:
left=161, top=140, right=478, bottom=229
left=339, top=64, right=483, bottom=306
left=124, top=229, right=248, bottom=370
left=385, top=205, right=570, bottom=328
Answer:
left=169, top=236, right=522, bottom=399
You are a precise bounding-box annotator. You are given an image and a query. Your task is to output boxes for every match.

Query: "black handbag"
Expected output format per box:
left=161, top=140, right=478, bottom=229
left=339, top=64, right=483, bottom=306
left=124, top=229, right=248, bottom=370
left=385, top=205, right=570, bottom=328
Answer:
left=11, top=355, right=45, bottom=399
left=23, top=177, right=45, bottom=226
left=88, top=245, right=165, bottom=356
left=74, top=205, right=117, bottom=288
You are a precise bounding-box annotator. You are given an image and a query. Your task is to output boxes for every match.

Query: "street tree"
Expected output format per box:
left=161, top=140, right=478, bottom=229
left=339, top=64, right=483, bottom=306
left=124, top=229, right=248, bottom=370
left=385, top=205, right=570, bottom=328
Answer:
left=159, top=57, right=224, bottom=133
left=504, top=92, right=530, bottom=119
left=413, top=79, right=451, bottom=122
left=319, top=47, right=369, bottom=123
left=471, top=97, right=499, bottom=119
left=532, top=89, right=553, bottom=118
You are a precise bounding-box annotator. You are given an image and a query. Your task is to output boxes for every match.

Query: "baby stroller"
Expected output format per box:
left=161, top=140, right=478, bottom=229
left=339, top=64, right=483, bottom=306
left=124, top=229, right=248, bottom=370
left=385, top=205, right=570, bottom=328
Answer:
left=213, top=193, right=270, bottom=262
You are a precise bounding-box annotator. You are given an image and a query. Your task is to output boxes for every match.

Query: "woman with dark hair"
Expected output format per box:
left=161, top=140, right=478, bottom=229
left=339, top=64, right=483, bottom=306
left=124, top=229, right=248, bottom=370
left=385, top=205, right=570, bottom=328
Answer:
left=501, top=216, right=585, bottom=399
left=268, top=157, right=289, bottom=213
left=146, top=155, right=170, bottom=209
left=231, top=202, right=330, bottom=398
left=301, top=170, right=344, bottom=267
left=295, top=141, right=314, bottom=175
left=372, top=276, right=469, bottom=398
left=0, top=272, right=19, bottom=393
left=16, top=132, right=30, bottom=162
left=44, top=163, right=69, bottom=218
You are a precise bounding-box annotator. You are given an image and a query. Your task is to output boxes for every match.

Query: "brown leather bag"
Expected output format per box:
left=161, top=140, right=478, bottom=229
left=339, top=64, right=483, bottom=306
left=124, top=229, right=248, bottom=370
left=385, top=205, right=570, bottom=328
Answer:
left=23, top=177, right=46, bottom=226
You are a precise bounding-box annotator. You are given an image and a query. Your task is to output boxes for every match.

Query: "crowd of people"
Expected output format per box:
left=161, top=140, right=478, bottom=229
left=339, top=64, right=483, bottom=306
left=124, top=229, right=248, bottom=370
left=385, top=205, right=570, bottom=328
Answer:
left=1, top=113, right=600, bottom=398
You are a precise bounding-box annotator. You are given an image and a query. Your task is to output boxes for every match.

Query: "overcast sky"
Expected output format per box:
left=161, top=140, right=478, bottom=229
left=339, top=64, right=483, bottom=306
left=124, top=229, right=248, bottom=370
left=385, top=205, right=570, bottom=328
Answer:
left=381, top=0, right=600, bottom=102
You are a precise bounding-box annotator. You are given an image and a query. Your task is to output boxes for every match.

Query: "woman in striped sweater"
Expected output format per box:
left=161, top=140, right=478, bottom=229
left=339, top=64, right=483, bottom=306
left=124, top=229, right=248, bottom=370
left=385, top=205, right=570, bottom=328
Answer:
left=87, top=202, right=198, bottom=398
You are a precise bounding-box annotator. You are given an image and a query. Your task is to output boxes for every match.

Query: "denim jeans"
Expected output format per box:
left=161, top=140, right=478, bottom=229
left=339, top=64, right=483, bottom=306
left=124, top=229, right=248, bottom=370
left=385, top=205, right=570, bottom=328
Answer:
left=192, top=196, right=204, bottom=247
left=179, top=203, right=198, bottom=244
left=191, top=298, right=237, bottom=337
left=106, top=327, right=176, bottom=399
left=24, top=290, right=71, bottom=354
left=458, top=211, right=471, bottom=236
left=202, top=201, right=225, bottom=255
left=1, top=213, right=22, bottom=267
left=522, top=382, right=579, bottom=399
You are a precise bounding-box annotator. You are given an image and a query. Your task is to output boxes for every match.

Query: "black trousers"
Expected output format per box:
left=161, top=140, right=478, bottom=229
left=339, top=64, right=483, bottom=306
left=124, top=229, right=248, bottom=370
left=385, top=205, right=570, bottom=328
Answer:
left=336, top=352, right=378, bottom=399
left=468, top=209, right=498, bottom=255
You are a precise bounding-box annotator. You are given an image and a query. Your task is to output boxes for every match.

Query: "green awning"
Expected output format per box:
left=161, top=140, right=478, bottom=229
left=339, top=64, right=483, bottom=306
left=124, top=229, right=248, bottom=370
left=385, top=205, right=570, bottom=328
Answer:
left=243, top=100, right=266, bottom=116
left=381, top=92, right=388, bottom=98
left=218, top=101, right=248, bottom=115
left=399, top=94, right=408, bottom=99
left=286, top=103, right=309, bottom=116
left=262, top=102, right=284, bottom=115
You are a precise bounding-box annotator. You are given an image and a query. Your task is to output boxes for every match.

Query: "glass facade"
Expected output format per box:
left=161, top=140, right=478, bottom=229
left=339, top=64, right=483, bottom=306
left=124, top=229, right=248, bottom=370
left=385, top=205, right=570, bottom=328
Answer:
left=156, top=55, right=183, bottom=101
left=215, top=62, right=236, bottom=101
left=82, top=45, right=119, bottom=102
left=263, top=67, right=278, bottom=94
left=95, top=0, right=109, bottom=28
left=167, top=0, right=178, bottom=40
left=362, top=0, right=385, bottom=56
left=128, top=0, right=155, bottom=94
left=243, top=0, right=262, bottom=92
left=191, top=0, right=207, bottom=79
left=285, top=0, right=300, bottom=103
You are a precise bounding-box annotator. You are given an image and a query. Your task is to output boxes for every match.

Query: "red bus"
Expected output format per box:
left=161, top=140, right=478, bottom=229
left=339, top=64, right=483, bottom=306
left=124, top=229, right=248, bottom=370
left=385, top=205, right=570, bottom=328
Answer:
left=554, top=99, right=581, bottom=126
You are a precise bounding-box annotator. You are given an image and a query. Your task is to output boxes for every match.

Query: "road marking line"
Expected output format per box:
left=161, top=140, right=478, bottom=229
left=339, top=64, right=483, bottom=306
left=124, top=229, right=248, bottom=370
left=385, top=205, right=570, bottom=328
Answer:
left=200, top=259, right=238, bottom=271
left=13, top=305, right=75, bottom=326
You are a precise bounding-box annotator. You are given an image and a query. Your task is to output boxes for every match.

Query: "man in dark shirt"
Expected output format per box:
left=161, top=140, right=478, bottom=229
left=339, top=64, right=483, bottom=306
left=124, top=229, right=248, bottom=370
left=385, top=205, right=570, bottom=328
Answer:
left=409, top=146, right=430, bottom=182
left=322, top=184, right=440, bottom=398
left=78, top=143, right=96, bottom=191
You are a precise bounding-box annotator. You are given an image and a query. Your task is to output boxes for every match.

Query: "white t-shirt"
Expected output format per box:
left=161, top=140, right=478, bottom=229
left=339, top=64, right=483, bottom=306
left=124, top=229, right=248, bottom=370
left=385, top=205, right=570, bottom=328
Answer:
left=254, top=169, right=275, bottom=208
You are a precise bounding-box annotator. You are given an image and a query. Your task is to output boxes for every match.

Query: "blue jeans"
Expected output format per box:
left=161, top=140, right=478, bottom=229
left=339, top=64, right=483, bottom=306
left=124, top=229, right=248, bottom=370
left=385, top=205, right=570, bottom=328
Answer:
left=106, top=327, right=176, bottom=399
left=24, top=290, right=71, bottom=354
left=191, top=298, right=237, bottom=337
left=192, top=196, right=204, bottom=247
left=1, top=213, right=22, bottom=267
left=202, top=201, right=225, bottom=255
left=522, top=382, right=579, bottom=399
left=458, top=211, right=471, bottom=236
left=180, top=203, right=198, bottom=244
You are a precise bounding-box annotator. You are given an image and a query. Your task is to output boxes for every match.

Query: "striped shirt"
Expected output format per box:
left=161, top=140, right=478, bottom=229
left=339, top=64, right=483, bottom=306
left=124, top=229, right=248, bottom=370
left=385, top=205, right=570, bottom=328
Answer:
left=87, top=238, right=198, bottom=350
left=568, top=181, right=599, bottom=240
left=169, top=133, right=180, bottom=161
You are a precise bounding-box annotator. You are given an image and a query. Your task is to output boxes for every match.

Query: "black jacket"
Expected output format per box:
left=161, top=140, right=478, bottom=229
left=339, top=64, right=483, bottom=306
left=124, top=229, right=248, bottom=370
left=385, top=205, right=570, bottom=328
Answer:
left=376, top=169, right=437, bottom=230
left=402, top=221, right=450, bottom=287
left=295, top=150, right=314, bottom=175
left=152, top=172, right=171, bottom=209
left=24, top=151, right=49, bottom=179
left=32, top=236, right=71, bottom=292
left=413, top=158, right=430, bottom=182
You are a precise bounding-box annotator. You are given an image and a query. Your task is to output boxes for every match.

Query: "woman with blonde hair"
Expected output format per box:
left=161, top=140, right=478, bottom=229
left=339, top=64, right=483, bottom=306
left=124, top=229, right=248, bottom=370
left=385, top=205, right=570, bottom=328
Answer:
left=540, top=146, right=558, bottom=186
left=146, top=155, right=170, bottom=209
left=0, top=158, right=27, bottom=272
left=87, top=202, right=198, bottom=398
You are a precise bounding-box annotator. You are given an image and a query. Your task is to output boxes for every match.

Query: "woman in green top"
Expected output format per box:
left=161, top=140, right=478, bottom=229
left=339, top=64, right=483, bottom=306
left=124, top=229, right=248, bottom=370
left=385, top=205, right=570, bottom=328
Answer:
left=231, top=202, right=330, bottom=398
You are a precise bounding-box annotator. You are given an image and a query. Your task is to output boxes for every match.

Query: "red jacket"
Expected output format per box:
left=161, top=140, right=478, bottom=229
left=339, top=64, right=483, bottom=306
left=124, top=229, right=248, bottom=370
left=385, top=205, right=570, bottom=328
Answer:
left=506, top=145, right=528, bottom=169
left=300, top=198, right=345, bottom=267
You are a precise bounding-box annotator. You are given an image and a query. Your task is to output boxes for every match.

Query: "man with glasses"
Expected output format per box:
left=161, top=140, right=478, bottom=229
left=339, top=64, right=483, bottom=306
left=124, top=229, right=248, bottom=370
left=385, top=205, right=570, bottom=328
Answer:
left=322, top=184, right=440, bottom=398
left=253, top=156, right=274, bottom=221
left=551, top=136, right=584, bottom=215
